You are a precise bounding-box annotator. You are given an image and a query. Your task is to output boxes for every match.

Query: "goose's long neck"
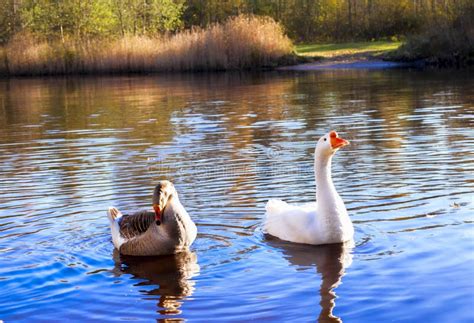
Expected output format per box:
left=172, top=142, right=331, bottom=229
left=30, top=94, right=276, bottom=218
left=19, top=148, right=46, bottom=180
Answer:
left=315, top=153, right=337, bottom=202
left=313, top=145, right=353, bottom=243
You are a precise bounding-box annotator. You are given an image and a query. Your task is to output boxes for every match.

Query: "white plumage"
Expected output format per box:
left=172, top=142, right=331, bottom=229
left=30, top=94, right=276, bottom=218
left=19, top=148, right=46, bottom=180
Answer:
left=264, top=131, right=354, bottom=245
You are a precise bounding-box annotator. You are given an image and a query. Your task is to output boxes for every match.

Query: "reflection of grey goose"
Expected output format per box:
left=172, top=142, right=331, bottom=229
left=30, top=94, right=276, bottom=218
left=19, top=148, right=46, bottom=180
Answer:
left=112, top=250, right=200, bottom=314
left=107, top=181, right=197, bottom=256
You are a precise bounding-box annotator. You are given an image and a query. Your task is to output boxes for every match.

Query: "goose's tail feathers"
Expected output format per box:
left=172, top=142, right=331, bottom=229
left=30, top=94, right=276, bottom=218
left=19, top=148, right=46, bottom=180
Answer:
left=265, top=199, right=288, bottom=215
left=264, top=199, right=288, bottom=234
left=107, top=207, right=123, bottom=223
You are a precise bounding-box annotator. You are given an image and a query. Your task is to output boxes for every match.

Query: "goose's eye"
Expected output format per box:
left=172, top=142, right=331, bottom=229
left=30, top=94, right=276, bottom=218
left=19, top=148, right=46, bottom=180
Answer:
left=324, top=138, right=327, bottom=141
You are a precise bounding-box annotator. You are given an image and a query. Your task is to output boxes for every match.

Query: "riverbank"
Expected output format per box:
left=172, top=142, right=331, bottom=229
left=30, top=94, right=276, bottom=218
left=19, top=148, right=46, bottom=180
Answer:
left=295, top=41, right=402, bottom=58
left=0, top=39, right=411, bottom=76
left=280, top=41, right=407, bottom=70
left=1, top=35, right=471, bottom=76
left=284, top=34, right=474, bottom=70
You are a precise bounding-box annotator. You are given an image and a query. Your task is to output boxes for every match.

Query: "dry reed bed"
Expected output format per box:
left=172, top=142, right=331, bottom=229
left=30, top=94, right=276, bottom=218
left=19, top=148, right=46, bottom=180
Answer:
left=0, top=16, right=293, bottom=75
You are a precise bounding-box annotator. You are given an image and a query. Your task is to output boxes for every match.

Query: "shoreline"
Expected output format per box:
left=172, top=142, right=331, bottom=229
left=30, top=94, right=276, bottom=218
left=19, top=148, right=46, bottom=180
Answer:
left=0, top=55, right=467, bottom=77
left=278, top=59, right=411, bottom=71
left=0, top=50, right=425, bottom=77
left=279, top=51, right=415, bottom=71
left=0, top=59, right=416, bottom=77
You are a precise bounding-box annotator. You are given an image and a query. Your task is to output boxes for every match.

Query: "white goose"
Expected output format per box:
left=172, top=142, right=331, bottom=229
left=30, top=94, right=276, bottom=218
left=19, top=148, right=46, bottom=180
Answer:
left=265, top=131, right=354, bottom=245
left=107, top=181, right=197, bottom=256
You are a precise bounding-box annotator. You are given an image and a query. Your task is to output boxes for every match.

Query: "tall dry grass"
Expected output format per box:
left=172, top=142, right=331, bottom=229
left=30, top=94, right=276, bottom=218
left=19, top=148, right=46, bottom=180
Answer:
left=0, top=15, right=293, bottom=75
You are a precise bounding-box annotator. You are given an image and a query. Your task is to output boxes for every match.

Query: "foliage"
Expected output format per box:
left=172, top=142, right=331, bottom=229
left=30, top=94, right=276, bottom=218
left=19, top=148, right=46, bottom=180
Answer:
left=388, top=3, right=474, bottom=66
left=112, top=0, right=185, bottom=36
left=0, top=0, right=472, bottom=70
left=0, top=1, right=16, bottom=43
left=182, top=0, right=470, bottom=42
left=0, top=0, right=185, bottom=43
left=19, top=0, right=116, bottom=40
left=0, top=0, right=471, bottom=44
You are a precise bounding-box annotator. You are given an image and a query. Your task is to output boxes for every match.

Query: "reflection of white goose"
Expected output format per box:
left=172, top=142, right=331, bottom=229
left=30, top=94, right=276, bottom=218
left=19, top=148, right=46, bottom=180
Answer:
left=107, top=181, right=197, bottom=256
left=265, top=131, right=354, bottom=245
left=267, top=238, right=352, bottom=322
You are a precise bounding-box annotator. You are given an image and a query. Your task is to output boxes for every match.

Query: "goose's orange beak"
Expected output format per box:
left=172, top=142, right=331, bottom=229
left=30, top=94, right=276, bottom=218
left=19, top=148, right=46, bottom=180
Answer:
left=330, top=131, right=350, bottom=149
left=153, top=204, right=162, bottom=225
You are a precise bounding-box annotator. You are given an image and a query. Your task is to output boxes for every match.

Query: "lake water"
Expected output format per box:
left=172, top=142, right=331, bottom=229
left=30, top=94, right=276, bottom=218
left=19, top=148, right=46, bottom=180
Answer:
left=0, top=70, right=473, bottom=322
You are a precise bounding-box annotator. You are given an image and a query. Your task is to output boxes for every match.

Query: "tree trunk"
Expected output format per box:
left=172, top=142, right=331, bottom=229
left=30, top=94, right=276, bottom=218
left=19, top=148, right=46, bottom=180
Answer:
left=12, top=0, right=21, bottom=33
left=115, top=0, right=125, bottom=36
left=60, top=24, right=65, bottom=44
left=348, top=0, right=352, bottom=37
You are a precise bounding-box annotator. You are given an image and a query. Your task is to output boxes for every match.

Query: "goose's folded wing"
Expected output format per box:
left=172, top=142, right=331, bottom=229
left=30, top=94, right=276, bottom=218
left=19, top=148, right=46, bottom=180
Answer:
left=264, top=199, right=316, bottom=243
left=119, top=211, right=155, bottom=239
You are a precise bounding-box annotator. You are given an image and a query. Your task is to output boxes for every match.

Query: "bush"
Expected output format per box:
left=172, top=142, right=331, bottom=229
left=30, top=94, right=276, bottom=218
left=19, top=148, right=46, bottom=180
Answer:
left=0, top=15, right=293, bottom=75
left=390, top=5, right=474, bottom=67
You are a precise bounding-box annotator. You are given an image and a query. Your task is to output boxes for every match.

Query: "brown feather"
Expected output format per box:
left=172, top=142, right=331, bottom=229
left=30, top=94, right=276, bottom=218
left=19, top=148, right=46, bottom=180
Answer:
left=119, top=211, right=155, bottom=240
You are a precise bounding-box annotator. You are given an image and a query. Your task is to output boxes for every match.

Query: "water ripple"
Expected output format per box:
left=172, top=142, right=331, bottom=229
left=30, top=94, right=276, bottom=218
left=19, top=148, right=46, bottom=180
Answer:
left=0, top=72, right=473, bottom=321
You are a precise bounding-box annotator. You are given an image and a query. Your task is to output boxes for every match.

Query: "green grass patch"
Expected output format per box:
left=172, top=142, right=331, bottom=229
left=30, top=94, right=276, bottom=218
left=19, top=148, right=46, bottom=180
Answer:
left=295, top=41, right=402, bottom=58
